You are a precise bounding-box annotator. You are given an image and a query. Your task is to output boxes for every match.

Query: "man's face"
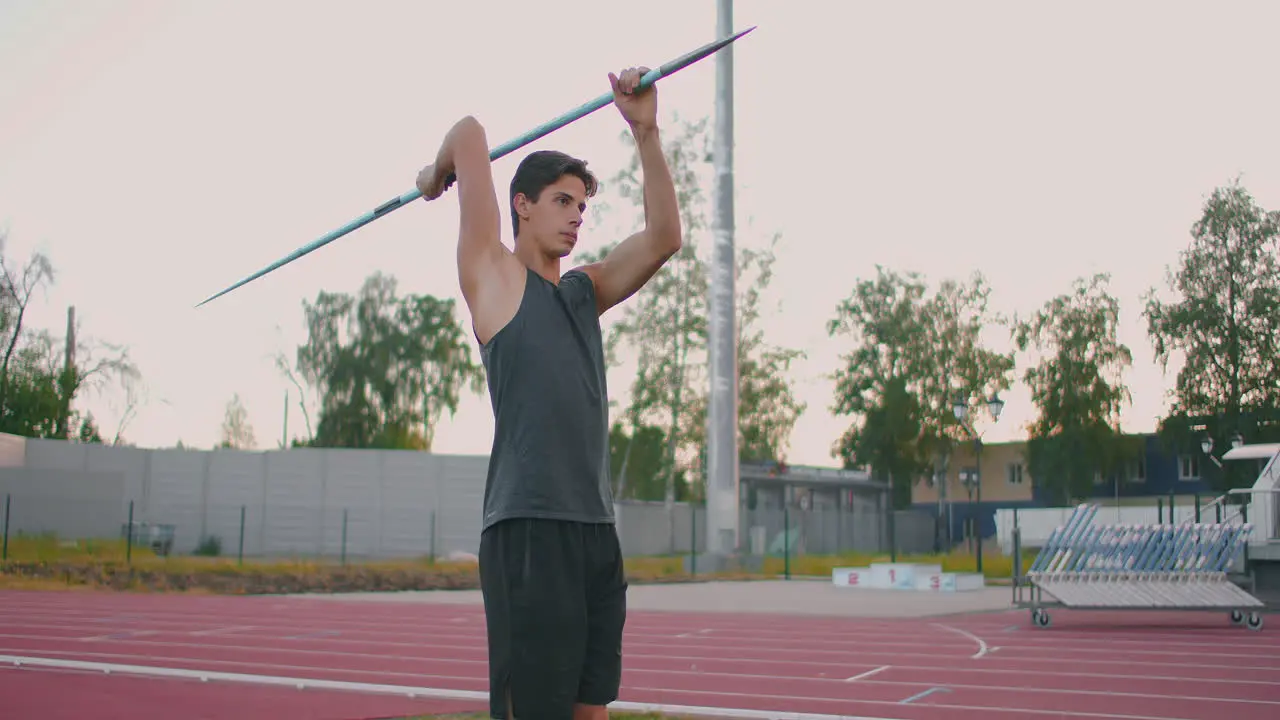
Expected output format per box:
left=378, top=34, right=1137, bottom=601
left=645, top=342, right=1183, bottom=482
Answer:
left=519, top=174, right=588, bottom=258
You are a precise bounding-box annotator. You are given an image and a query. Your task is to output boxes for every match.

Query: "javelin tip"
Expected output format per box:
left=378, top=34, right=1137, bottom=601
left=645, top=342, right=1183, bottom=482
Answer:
left=659, top=24, right=757, bottom=77
left=706, top=23, right=757, bottom=53
left=721, top=25, right=757, bottom=46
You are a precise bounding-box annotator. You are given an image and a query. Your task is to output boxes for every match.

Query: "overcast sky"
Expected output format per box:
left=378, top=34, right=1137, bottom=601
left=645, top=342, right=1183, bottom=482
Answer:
left=2, top=0, right=1278, bottom=466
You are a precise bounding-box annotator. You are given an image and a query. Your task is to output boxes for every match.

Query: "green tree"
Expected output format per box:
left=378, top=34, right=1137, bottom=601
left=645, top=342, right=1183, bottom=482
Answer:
left=0, top=239, right=54, bottom=423
left=916, top=274, right=1017, bottom=468
left=296, top=271, right=484, bottom=450
left=850, top=376, right=924, bottom=509
left=828, top=267, right=931, bottom=508
left=600, top=115, right=711, bottom=514
left=729, top=241, right=808, bottom=464
left=684, top=238, right=808, bottom=470
left=5, top=331, right=136, bottom=444
left=0, top=233, right=139, bottom=441
left=591, top=115, right=806, bottom=513
left=1144, top=180, right=1280, bottom=489
left=607, top=420, right=673, bottom=501
left=77, top=412, right=103, bottom=443
left=219, top=393, right=257, bottom=449
left=1, top=331, right=65, bottom=438
left=829, top=266, right=1014, bottom=508
left=1014, top=273, right=1137, bottom=503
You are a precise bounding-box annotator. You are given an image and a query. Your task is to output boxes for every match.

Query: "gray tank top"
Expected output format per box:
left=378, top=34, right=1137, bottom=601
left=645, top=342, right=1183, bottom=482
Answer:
left=478, top=266, right=614, bottom=530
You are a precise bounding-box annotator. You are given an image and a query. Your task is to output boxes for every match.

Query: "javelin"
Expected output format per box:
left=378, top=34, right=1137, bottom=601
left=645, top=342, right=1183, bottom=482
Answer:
left=196, top=26, right=756, bottom=307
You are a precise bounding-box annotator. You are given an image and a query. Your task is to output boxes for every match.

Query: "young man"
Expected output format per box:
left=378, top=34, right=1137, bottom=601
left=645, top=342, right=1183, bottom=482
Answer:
left=415, top=66, right=682, bottom=719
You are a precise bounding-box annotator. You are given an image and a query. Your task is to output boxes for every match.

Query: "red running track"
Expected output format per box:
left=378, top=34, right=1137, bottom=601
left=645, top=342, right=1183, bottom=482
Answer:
left=1, top=589, right=1277, bottom=719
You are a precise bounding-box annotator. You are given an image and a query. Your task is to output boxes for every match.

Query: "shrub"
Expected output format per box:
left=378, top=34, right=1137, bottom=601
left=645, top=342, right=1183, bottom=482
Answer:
left=0, top=530, right=1034, bottom=595
left=193, top=536, right=222, bottom=557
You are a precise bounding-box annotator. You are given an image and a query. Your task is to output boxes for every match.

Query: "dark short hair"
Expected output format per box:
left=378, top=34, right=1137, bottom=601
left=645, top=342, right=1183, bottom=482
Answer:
left=509, top=150, right=599, bottom=238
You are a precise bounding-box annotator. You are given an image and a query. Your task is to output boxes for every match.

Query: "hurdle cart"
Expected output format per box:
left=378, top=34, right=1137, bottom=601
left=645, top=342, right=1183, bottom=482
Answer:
left=1014, top=503, right=1266, bottom=630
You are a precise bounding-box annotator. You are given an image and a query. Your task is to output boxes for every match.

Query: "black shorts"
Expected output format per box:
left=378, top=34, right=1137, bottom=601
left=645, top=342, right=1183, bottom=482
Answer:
left=478, top=518, right=628, bottom=719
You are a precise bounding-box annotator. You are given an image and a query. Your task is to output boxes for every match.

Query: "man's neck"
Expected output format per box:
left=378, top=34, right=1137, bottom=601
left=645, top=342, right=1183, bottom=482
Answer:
left=513, top=236, right=561, bottom=284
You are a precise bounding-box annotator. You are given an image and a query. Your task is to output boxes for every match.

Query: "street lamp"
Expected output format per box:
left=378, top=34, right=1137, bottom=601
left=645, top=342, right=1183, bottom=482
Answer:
left=953, top=393, right=1004, bottom=423
left=989, top=394, right=1005, bottom=422
left=952, top=392, right=1004, bottom=573
left=1204, top=431, right=1245, bottom=456
left=1202, top=431, right=1245, bottom=473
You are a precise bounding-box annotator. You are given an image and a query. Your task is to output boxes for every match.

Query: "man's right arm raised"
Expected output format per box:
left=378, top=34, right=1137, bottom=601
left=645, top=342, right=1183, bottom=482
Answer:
left=417, top=116, right=522, bottom=344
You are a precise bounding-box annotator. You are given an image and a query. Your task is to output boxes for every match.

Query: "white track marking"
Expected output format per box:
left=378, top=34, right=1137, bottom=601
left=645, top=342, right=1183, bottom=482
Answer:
left=0, top=654, right=900, bottom=720
left=934, top=623, right=992, bottom=659
left=78, top=631, right=158, bottom=642
left=5, top=647, right=1276, bottom=707
left=0, top=654, right=1214, bottom=720
left=845, top=665, right=890, bottom=682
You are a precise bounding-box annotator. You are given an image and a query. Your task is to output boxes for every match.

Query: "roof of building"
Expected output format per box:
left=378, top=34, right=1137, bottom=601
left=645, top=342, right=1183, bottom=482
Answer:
left=740, top=461, right=887, bottom=491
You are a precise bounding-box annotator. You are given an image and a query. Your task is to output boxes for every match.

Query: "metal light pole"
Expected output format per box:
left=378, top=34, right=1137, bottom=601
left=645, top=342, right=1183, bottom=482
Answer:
left=706, top=0, right=740, bottom=557
left=975, top=436, right=984, bottom=567
left=953, top=393, right=1004, bottom=574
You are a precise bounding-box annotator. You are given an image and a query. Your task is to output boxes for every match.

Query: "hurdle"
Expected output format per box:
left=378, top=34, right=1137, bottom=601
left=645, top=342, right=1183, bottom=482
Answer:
left=1018, top=503, right=1266, bottom=630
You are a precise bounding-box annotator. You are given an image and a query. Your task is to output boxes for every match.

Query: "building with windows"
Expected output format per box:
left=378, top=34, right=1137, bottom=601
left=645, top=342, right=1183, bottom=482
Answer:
left=739, top=460, right=887, bottom=512
left=909, top=432, right=1226, bottom=550
left=738, top=460, right=936, bottom=555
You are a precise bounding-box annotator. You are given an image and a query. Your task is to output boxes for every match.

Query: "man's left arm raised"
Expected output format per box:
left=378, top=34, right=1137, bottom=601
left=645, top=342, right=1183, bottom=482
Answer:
left=579, top=66, right=683, bottom=315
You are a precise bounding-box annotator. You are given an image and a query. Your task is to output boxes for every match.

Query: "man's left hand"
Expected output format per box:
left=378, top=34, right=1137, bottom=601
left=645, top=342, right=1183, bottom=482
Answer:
left=609, top=66, right=657, bottom=131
